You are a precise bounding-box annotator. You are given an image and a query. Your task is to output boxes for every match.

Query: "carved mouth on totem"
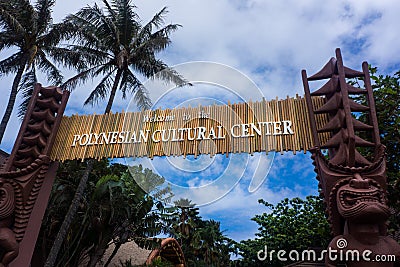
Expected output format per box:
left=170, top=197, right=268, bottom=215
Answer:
left=339, top=189, right=382, bottom=208
left=337, top=184, right=390, bottom=221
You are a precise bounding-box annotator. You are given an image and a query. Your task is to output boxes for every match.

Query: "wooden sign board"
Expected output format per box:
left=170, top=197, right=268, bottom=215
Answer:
left=50, top=96, right=329, bottom=161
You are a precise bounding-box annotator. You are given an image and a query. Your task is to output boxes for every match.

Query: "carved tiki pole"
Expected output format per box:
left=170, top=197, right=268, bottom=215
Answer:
left=0, top=84, right=69, bottom=267
left=302, top=48, right=400, bottom=266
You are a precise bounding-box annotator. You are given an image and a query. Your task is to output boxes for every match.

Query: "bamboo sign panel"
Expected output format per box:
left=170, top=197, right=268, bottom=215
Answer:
left=50, top=96, right=329, bottom=161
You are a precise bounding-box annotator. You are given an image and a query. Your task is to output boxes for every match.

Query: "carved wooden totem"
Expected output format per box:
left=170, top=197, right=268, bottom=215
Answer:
left=0, top=84, right=69, bottom=267
left=303, top=48, right=400, bottom=266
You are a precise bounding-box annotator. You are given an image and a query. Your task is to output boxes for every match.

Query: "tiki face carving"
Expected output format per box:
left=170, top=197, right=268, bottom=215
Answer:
left=304, top=50, right=400, bottom=266
left=336, top=174, right=390, bottom=223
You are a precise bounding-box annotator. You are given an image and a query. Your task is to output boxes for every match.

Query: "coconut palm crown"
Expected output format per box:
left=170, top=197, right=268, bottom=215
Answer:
left=61, top=0, right=186, bottom=113
left=0, top=0, right=76, bottom=143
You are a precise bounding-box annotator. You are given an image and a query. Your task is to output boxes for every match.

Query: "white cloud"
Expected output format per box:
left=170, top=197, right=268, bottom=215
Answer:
left=197, top=177, right=308, bottom=240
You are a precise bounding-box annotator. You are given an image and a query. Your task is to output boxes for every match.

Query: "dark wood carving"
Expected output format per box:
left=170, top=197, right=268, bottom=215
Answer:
left=303, top=48, right=400, bottom=266
left=0, top=84, right=69, bottom=266
left=0, top=151, right=8, bottom=169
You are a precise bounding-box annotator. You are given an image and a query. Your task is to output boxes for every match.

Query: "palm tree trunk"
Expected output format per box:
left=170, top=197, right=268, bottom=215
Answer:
left=104, top=69, right=123, bottom=113
left=44, top=159, right=94, bottom=267
left=88, top=228, right=112, bottom=267
left=0, top=65, right=25, bottom=144
left=44, top=69, right=123, bottom=267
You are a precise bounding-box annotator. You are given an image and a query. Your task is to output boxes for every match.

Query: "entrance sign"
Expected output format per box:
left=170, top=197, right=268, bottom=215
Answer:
left=50, top=96, right=329, bottom=161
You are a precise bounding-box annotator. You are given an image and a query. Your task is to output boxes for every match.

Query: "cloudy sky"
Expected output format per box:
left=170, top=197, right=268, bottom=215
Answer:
left=1, top=0, right=400, bottom=242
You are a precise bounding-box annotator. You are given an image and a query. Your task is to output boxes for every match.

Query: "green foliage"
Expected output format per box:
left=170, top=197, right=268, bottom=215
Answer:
left=36, top=160, right=173, bottom=267
left=368, top=68, right=400, bottom=176
left=351, top=67, right=400, bottom=237
left=369, top=68, right=400, bottom=237
left=233, top=196, right=330, bottom=266
left=169, top=199, right=233, bottom=267
left=38, top=166, right=232, bottom=267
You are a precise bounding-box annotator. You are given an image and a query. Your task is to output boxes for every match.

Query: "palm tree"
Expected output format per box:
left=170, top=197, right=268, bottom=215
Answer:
left=170, top=200, right=233, bottom=266
left=170, top=199, right=202, bottom=264
left=0, top=0, right=82, bottom=144
left=61, top=0, right=186, bottom=113
left=45, top=1, right=186, bottom=266
left=198, top=220, right=231, bottom=266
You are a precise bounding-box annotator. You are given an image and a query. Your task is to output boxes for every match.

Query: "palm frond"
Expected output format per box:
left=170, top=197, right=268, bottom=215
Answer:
left=0, top=31, right=22, bottom=51
left=132, top=24, right=180, bottom=54
left=18, top=65, right=37, bottom=118
left=120, top=69, right=151, bottom=110
left=38, top=21, right=71, bottom=48
left=84, top=69, right=115, bottom=106
left=154, top=65, right=187, bottom=87
left=36, top=50, right=63, bottom=85
left=6, top=0, right=38, bottom=31
left=0, top=5, right=26, bottom=36
left=67, top=44, right=112, bottom=66
left=43, top=46, right=87, bottom=71
left=142, top=7, right=168, bottom=33
left=0, top=2, right=11, bottom=9
left=62, top=65, right=103, bottom=91
left=102, top=0, right=117, bottom=22
left=35, top=0, right=56, bottom=34
left=0, top=52, right=24, bottom=76
left=119, top=69, right=132, bottom=99
left=74, top=3, right=120, bottom=50
left=133, top=86, right=151, bottom=110
left=132, top=7, right=168, bottom=52
left=92, top=61, right=115, bottom=76
left=133, top=55, right=187, bottom=86
left=114, top=0, right=138, bottom=46
left=61, top=15, right=103, bottom=49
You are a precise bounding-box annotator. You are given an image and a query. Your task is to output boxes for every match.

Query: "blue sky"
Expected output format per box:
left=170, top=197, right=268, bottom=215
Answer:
left=1, top=0, right=400, bottom=242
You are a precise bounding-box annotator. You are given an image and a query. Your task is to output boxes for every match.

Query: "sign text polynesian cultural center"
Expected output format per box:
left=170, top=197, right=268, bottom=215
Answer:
left=50, top=96, right=329, bottom=161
